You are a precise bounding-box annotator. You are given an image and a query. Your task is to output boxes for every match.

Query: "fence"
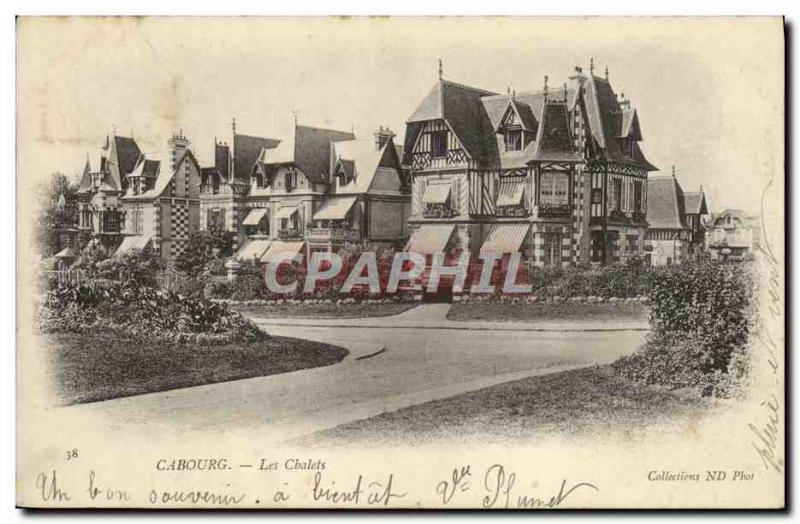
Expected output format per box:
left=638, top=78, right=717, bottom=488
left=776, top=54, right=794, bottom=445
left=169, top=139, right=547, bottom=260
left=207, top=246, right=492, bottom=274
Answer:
left=44, top=269, right=88, bottom=287
left=45, top=269, right=180, bottom=291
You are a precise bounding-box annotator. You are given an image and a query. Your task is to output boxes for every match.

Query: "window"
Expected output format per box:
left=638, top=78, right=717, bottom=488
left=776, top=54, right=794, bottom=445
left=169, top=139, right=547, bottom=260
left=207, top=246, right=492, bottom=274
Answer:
left=633, top=181, right=643, bottom=212
left=612, top=178, right=622, bottom=211
left=591, top=188, right=603, bottom=204
left=431, top=131, right=448, bottom=158
left=545, top=233, right=562, bottom=267
left=207, top=209, right=225, bottom=231
left=284, top=171, right=295, bottom=193
left=540, top=172, right=569, bottom=206
left=504, top=130, right=523, bottom=152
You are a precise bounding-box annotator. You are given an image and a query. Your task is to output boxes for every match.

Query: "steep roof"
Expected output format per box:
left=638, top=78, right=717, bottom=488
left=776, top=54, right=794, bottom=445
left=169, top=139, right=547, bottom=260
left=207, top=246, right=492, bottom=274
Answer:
left=332, top=138, right=402, bottom=194
left=215, top=142, right=231, bottom=179
left=106, top=135, right=142, bottom=190
left=584, top=76, right=656, bottom=170
left=684, top=191, right=708, bottom=215
left=259, top=125, right=355, bottom=183
left=646, top=176, right=688, bottom=230
left=233, top=134, right=280, bottom=181
left=406, top=79, right=498, bottom=163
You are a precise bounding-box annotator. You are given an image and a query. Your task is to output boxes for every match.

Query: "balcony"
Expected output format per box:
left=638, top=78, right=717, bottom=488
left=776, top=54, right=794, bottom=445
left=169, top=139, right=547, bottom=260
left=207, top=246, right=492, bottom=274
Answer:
left=277, top=228, right=303, bottom=240
left=307, top=227, right=361, bottom=243
left=200, top=184, right=220, bottom=195
left=422, top=204, right=458, bottom=219
left=537, top=203, right=571, bottom=218
left=495, top=205, right=530, bottom=218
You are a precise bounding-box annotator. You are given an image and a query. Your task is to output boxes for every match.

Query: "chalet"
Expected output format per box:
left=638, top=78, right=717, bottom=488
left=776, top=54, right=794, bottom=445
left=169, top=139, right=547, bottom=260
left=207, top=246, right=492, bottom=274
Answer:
left=402, top=61, right=657, bottom=268
left=644, top=170, right=709, bottom=266
left=200, top=120, right=411, bottom=264
left=117, top=131, right=202, bottom=259
left=74, top=131, right=202, bottom=260
left=706, top=209, right=760, bottom=260
left=75, top=134, right=141, bottom=251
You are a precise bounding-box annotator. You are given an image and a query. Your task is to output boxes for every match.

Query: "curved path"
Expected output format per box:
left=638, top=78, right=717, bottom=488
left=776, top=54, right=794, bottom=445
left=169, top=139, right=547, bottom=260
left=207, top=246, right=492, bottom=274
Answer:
left=68, top=304, right=649, bottom=442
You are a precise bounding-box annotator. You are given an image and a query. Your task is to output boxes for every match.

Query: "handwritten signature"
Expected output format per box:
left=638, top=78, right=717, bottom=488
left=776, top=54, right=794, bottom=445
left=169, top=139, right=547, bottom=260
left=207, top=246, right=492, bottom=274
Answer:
left=747, top=178, right=783, bottom=474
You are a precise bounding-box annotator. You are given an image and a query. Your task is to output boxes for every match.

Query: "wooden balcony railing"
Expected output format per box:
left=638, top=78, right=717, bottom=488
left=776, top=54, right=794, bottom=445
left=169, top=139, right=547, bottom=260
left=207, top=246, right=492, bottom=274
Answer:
left=307, top=228, right=361, bottom=242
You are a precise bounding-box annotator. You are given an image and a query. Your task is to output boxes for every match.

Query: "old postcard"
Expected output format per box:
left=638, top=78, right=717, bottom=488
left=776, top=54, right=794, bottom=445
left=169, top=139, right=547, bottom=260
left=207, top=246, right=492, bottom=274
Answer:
left=15, top=16, right=785, bottom=509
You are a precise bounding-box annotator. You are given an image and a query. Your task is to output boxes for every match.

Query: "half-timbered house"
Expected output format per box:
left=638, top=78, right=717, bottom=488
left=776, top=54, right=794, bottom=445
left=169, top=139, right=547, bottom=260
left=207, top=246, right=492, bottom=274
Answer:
left=403, top=62, right=658, bottom=268
left=200, top=121, right=411, bottom=264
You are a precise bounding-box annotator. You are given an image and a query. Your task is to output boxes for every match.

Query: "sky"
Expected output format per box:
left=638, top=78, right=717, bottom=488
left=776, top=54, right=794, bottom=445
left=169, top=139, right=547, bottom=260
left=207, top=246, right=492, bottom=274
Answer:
left=17, top=17, right=783, bottom=214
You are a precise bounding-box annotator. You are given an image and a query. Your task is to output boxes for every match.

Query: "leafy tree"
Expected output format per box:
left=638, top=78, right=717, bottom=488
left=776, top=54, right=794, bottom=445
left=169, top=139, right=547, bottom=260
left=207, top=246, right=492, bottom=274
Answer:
left=173, top=230, right=236, bottom=276
left=34, top=172, right=77, bottom=257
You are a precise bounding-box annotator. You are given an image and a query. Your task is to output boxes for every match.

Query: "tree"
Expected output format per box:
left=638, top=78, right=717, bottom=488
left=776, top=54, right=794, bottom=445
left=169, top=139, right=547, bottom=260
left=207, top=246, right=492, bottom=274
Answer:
left=173, top=230, right=236, bottom=276
left=34, top=172, right=78, bottom=257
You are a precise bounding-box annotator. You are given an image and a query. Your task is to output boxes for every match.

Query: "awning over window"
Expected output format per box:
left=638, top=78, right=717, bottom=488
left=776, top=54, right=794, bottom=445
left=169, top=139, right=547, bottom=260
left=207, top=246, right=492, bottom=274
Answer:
left=236, top=239, right=272, bottom=261
left=422, top=182, right=452, bottom=204
left=242, top=208, right=269, bottom=226
left=114, top=235, right=152, bottom=257
left=313, top=196, right=357, bottom=220
left=496, top=180, right=525, bottom=207
left=262, top=241, right=305, bottom=263
left=405, top=224, right=456, bottom=255
left=275, top=206, right=299, bottom=219
left=480, top=225, right=530, bottom=253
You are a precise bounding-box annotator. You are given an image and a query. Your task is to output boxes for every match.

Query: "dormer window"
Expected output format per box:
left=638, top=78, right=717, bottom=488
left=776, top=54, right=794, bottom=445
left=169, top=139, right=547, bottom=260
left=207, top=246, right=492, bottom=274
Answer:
left=284, top=170, right=296, bottom=193
left=504, top=129, right=523, bottom=152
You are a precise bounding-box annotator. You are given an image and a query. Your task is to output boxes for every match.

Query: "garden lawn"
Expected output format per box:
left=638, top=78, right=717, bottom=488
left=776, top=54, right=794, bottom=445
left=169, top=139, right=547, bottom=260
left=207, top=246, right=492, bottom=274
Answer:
left=233, top=302, right=419, bottom=319
left=44, top=330, right=348, bottom=405
left=302, top=365, right=710, bottom=445
left=447, top=301, right=648, bottom=323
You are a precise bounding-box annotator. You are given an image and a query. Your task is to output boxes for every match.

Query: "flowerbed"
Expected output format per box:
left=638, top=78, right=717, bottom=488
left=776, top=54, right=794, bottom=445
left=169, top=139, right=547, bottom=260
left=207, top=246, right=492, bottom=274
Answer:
left=37, top=280, right=267, bottom=345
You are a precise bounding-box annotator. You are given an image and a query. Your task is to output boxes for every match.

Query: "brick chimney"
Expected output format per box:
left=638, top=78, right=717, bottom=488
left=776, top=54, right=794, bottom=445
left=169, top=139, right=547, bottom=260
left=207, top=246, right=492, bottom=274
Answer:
left=373, top=126, right=395, bottom=151
left=168, top=129, right=190, bottom=172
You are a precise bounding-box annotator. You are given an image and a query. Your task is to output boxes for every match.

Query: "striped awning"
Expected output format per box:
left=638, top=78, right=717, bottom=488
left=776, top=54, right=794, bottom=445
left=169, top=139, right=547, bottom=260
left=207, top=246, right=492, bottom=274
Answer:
left=496, top=180, right=525, bottom=206
left=422, top=182, right=452, bottom=204
left=313, top=196, right=357, bottom=220
left=480, top=225, right=530, bottom=253
left=275, top=206, right=299, bottom=219
left=236, top=239, right=272, bottom=261
left=405, top=224, right=456, bottom=255
left=114, top=235, right=152, bottom=257
left=242, top=208, right=269, bottom=226
left=262, top=241, right=305, bottom=263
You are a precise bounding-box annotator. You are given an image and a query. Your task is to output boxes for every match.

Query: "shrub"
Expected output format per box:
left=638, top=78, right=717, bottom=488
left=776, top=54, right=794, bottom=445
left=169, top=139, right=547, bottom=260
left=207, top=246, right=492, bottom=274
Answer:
left=37, top=280, right=267, bottom=344
left=204, top=278, right=235, bottom=299
left=615, top=260, right=753, bottom=397
left=174, top=230, right=236, bottom=276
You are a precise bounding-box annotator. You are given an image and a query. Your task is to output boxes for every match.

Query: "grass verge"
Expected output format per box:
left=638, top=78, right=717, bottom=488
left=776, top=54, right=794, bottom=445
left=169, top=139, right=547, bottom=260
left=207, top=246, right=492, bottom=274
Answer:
left=302, top=365, right=709, bottom=445
left=44, top=330, right=348, bottom=405
left=447, top=302, right=649, bottom=323
left=233, top=302, right=419, bottom=319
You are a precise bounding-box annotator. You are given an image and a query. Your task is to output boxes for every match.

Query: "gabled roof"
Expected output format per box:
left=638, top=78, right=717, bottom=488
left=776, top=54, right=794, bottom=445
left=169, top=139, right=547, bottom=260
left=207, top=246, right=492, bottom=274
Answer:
left=106, top=135, right=142, bottom=190
left=259, top=125, right=355, bottom=183
left=332, top=138, right=402, bottom=194
left=405, top=77, right=594, bottom=168
left=124, top=150, right=201, bottom=201
left=619, top=108, right=642, bottom=140
left=233, top=134, right=280, bottom=182
left=493, top=99, right=537, bottom=132
left=532, top=99, right=581, bottom=162
left=406, top=79, right=498, bottom=163
left=583, top=76, right=656, bottom=171
left=684, top=191, right=708, bottom=215
left=646, top=176, right=688, bottom=230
